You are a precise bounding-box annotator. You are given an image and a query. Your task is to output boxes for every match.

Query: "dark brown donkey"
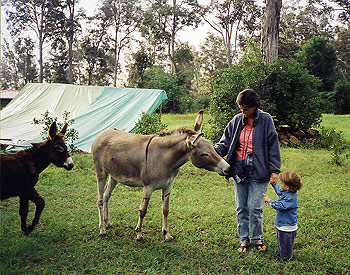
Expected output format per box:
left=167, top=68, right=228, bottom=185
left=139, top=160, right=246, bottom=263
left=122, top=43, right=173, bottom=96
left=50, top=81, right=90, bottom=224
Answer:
left=0, top=122, right=74, bottom=234
left=92, top=110, right=230, bottom=241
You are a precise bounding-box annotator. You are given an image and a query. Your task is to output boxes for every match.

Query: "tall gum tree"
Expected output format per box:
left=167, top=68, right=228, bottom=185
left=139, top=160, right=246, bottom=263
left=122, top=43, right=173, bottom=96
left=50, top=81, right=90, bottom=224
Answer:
left=5, top=0, right=64, bottom=82
left=261, top=0, right=282, bottom=65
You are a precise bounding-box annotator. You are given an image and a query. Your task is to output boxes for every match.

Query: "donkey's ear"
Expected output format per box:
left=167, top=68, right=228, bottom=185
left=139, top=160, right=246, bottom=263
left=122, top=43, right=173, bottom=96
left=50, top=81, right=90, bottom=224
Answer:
left=60, top=123, right=68, bottom=136
left=48, top=121, right=57, bottom=139
left=194, top=110, right=204, bottom=133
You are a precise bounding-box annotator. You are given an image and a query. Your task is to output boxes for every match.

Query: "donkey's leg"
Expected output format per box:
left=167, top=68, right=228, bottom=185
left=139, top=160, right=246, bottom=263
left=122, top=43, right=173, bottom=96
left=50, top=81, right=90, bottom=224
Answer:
left=103, top=176, right=117, bottom=229
left=162, top=182, right=174, bottom=242
left=96, top=170, right=108, bottom=236
left=26, top=189, right=45, bottom=234
left=135, top=186, right=153, bottom=241
left=19, top=196, right=29, bottom=233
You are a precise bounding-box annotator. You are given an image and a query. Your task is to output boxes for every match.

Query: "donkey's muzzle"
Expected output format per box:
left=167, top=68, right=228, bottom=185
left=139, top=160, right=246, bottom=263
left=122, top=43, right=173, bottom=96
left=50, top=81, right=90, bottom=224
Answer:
left=64, top=157, right=74, bottom=171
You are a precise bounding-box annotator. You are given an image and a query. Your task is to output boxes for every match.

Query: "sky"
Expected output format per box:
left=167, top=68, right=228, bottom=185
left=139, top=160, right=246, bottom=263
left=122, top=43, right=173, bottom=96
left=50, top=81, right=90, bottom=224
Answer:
left=1, top=0, right=213, bottom=54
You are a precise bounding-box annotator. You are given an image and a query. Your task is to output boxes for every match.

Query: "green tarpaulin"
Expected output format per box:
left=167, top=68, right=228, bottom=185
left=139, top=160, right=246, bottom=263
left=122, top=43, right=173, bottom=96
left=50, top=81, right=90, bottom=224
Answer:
left=73, top=87, right=167, bottom=152
left=0, top=83, right=167, bottom=153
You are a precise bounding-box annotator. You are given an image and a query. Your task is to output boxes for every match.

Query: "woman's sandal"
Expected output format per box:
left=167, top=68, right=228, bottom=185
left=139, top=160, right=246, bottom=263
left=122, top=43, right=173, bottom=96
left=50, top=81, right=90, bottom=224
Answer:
left=237, top=243, right=249, bottom=253
left=254, top=242, right=267, bottom=252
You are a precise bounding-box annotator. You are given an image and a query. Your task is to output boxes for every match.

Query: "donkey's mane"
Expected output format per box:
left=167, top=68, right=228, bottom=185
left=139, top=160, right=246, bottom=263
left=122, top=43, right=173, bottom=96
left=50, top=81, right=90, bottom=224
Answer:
left=158, top=127, right=197, bottom=137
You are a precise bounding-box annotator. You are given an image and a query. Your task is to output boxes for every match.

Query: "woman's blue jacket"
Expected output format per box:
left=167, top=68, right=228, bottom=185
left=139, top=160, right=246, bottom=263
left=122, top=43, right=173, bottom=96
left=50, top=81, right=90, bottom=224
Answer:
left=214, top=109, right=281, bottom=183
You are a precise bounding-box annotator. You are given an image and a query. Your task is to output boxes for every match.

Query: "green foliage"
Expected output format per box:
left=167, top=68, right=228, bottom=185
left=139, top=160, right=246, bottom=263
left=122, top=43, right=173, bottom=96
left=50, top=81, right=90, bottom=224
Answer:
left=296, top=36, right=342, bottom=112
left=333, top=78, right=350, bottom=114
left=207, top=45, right=265, bottom=141
left=207, top=45, right=323, bottom=142
left=333, top=26, right=350, bottom=81
left=134, top=112, right=168, bottom=135
left=314, top=127, right=350, bottom=166
left=1, top=37, right=37, bottom=90
left=142, top=66, right=192, bottom=113
left=32, top=110, right=79, bottom=152
left=264, top=58, right=323, bottom=131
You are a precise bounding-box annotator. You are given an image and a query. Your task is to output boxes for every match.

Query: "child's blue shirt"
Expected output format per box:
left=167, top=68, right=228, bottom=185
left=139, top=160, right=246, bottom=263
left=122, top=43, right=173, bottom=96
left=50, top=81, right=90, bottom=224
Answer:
left=268, top=184, right=298, bottom=228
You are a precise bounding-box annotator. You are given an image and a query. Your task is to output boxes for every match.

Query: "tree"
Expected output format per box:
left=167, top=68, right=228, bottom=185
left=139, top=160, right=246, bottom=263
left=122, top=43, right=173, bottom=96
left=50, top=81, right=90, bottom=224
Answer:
left=5, top=0, right=64, bottom=82
left=77, top=17, right=113, bottom=86
left=1, top=37, right=37, bottom=89
left=44, top=39, right=69, bottom=83
left=196, top=34, right=228, bottom=94
left=261, top=0, right=282, bottom=65
left=99, top=0, right=141, bottom=86
left=333, top=25, right=350, bottom=81
left=297, top=36, right=339, bottom=92
left=279, top=0, right=334, bottom=59
left=197, top=0, right=261, bottom=66
left=128, top=49, right=154, bottom=88
left=63, top=0, right=81, bottom=83
left=141, top=0, right=201, bottom=73
left=333, top=79, right=350, bottom=114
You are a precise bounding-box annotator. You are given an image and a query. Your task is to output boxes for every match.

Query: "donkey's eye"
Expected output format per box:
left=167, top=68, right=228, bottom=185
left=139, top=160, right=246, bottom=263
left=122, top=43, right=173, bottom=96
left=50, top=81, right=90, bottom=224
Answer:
left=200, top=153, right=209, bottom=157
left=55, top=145, right=64, bottom=153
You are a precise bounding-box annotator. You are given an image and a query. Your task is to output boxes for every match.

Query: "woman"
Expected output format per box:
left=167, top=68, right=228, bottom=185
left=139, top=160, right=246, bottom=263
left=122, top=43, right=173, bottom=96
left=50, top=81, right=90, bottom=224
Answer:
left=214, top=89, right=281, bottom=252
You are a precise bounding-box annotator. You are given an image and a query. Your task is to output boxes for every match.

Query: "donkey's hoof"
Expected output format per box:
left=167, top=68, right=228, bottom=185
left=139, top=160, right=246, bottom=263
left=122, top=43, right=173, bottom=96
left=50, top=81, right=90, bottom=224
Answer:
left=106, top=224, right=114, bottom=229
left=165, top=235, right=174, bottom=242
left=99, top=233, right=107, bottom=238
left=136, top=235, right=145, bottom=242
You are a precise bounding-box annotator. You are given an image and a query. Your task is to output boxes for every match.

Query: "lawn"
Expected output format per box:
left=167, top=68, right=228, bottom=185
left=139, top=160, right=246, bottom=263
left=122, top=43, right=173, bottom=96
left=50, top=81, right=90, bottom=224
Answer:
left=1, top=114, right=349, bottom=274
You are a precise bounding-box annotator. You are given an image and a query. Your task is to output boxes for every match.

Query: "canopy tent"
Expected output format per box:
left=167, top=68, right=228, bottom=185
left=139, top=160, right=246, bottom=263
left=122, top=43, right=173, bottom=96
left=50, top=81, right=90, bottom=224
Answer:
left=0, top=83, right=167, bottom=152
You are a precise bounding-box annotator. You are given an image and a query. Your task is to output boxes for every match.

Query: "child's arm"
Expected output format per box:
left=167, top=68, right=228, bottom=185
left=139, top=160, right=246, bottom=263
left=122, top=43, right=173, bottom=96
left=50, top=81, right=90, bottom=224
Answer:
left=268, top=195, right=295, bottom=211
left=272, top=184, right=283, bottom=196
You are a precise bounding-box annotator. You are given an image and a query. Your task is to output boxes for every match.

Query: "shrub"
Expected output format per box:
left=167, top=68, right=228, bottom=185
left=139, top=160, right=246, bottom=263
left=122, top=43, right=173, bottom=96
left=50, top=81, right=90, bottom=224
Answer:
left=32, top=110, right=79, bottom=152
left=207, top=48, right=265, bottom=142
left=263, top=58, right=323, bottom=131
left=333, top=79, right=350, bottom=114
left=207, top=50, right=323, bottom=141
left=315, top=127, right=350, bottom=166
left=134, top=112, right=168, bottom=135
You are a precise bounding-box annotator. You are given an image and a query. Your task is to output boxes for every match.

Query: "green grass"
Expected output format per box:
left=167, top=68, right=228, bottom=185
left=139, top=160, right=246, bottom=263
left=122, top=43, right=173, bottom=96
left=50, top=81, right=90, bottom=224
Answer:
left=162, top=112, right=211, bottom=130
left=319, top=114, right=350, bottom=142
left=1, top=114, right=350, bottom=274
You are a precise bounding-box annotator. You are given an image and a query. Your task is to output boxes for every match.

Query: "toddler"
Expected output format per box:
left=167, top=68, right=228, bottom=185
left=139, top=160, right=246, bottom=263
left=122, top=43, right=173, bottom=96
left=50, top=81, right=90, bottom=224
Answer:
left=263, top=171, right=302, bottom=261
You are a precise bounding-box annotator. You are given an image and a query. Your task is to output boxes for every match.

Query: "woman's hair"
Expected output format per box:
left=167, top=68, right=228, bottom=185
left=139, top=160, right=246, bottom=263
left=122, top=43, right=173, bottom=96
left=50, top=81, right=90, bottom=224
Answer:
left=236, top=89, right=260, bottom=108
left=279, top=171, right=302, bottom=193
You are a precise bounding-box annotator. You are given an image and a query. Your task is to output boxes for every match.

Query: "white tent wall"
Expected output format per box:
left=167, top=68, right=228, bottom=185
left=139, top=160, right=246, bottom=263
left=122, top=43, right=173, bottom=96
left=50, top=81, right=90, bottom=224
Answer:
left=0, top=83, right=104, bottom=141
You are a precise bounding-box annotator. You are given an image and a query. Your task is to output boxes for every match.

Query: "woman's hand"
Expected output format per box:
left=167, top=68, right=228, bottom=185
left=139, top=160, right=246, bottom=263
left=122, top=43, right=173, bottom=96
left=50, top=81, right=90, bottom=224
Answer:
left=269, top=173, right=278, bottom=185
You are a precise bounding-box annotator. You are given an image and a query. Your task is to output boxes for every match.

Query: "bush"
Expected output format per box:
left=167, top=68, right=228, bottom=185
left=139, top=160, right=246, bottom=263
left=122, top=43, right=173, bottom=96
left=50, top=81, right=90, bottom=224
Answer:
left=333, top=79, right=350, bottom=114
left=134, top=112, right=168, bottom=135
left=207, top=50, right=323, bottom=142
left=315, top=127, right=350, bottom=166
left=263, top=58, right=323, bottom=131
left=207, top=48, right=265, bottom=142
left=32, top=110, right=79, bottom=152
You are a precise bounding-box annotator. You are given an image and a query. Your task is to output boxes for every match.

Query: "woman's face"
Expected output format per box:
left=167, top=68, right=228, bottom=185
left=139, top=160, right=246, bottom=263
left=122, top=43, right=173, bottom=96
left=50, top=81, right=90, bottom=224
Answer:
left=238, top=104, right=256, bottom=118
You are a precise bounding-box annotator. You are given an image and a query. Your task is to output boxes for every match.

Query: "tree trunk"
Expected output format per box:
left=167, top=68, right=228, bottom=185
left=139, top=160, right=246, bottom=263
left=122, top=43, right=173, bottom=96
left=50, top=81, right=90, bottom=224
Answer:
left=38, top=3, right=44, bottom=83
left=170, top=0, right=176, bottom=74
left=113, top=27, right=118, bottom=87
left=68, top=0, right=75, bottom=84
left=261, top=0, right=282, bottom=65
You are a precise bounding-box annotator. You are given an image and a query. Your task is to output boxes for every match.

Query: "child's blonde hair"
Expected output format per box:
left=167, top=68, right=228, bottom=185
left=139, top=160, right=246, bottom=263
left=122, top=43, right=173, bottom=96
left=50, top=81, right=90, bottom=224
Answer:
left=279, top=171, right=302, bottom=193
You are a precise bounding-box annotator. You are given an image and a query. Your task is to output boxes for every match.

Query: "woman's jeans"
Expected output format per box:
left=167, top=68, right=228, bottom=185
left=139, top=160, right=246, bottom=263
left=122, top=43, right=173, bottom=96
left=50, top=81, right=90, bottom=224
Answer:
left=233, top=154, right=268, bottom=244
